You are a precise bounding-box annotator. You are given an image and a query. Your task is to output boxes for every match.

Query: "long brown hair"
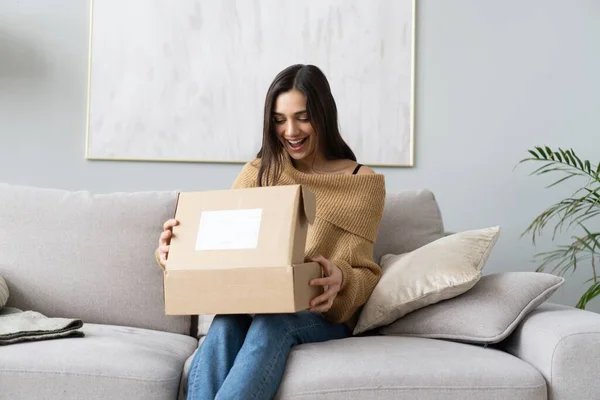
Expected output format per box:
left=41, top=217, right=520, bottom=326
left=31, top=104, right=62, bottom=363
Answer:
left=256, top=64, right=356, bottom=186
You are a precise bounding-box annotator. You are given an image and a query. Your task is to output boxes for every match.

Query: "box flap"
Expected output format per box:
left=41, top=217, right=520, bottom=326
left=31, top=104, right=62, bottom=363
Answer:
left=167, top=185, right=306, bottom=270
left=300, top=187, right=316, bottom=224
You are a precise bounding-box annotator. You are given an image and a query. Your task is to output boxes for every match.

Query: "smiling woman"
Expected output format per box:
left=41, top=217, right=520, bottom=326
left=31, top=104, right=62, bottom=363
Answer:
left=256, top=64, right=370, bottom=184
left=156, top=64, right=384, bottom=400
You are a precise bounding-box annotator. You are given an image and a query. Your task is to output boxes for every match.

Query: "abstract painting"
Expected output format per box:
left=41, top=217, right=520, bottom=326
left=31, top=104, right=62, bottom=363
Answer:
left=86, top=0, right=415, bottom=166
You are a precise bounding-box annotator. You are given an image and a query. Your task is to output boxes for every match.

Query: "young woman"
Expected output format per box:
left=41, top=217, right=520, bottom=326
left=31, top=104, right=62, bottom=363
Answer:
left=156, top=64, right=385, bottom=400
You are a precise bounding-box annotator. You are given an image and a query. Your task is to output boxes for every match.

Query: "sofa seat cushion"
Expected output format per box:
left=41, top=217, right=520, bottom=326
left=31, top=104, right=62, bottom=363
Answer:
left=0, top=323, right=198, bottom=400
left=275, top=336, right=547, bottom=400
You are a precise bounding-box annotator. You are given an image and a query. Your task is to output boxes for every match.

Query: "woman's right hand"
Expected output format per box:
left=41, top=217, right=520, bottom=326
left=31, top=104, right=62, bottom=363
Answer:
left=157, top=218, right=179, bottom=268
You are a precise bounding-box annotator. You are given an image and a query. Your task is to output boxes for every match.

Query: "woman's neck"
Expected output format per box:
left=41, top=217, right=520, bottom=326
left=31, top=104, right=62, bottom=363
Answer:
left=290, top=152, right=328, bottom=174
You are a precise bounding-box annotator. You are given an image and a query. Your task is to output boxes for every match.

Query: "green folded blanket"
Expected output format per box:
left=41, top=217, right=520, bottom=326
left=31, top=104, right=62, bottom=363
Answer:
left=0, top=307, right=84, bottom=345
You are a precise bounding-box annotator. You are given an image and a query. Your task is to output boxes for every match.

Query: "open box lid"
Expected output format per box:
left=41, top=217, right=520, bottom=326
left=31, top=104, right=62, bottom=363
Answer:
left=166, top=184, right=315, bottom=270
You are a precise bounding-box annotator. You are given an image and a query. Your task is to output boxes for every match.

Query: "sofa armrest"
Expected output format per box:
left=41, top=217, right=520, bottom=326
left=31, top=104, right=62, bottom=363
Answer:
left=502, top=302, right=600, bottom=400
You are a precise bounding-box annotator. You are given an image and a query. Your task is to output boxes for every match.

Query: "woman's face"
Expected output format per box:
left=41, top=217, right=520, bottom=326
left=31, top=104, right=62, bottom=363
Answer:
left=273, top=89, right=318, bottom=161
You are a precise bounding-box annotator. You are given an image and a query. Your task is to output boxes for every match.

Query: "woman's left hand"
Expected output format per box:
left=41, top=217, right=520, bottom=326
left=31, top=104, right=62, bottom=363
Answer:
left=309, top=255, right=343, bottom=312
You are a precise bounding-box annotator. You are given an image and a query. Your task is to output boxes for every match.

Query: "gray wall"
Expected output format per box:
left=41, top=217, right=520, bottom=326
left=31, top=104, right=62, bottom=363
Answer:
left=1, top=0, right=599, bottom=311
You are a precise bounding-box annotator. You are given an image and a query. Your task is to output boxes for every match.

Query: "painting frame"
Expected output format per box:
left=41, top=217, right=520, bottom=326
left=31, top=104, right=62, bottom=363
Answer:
left=85, top=0, right=416, bottom=167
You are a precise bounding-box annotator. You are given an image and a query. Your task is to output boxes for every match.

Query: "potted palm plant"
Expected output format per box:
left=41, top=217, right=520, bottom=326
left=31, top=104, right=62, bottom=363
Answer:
left=519, top=147, right=600, bottom=309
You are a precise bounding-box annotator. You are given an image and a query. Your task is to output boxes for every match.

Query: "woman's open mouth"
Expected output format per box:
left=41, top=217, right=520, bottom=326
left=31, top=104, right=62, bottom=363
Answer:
left=286, top=137, right=308, bottom=151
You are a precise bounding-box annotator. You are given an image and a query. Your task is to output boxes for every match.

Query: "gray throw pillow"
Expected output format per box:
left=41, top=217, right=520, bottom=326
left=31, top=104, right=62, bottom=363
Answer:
left=379, top=272, right=564, bottom=344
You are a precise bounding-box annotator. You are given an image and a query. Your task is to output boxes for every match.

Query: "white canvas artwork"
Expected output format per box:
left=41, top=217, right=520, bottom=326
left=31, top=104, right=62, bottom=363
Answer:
left=86, top=0, right=415, bottom=166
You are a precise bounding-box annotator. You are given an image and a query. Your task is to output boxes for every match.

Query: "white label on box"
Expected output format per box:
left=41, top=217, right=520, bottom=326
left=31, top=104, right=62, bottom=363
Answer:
left=195, top=209, right=263, bottom=251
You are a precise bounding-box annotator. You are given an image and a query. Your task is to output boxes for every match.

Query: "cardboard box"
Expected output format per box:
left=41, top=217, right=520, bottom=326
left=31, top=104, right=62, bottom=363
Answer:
left=163, top=184, right=323, bottom=315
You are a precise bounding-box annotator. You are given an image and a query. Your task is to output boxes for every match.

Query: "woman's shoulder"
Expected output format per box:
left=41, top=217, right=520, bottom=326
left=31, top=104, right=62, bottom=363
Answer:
left=327, top=159, right=377, bottom=176
left=232, top=158, right=261, bottom=189
left=355, top=164, right=376, bottom=175
left=243, top=158, right=261, bottom=169
left=238, top=158, right=263, bottom=175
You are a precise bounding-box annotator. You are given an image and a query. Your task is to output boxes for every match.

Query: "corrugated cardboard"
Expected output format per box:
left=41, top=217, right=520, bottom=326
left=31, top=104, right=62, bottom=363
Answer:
left=163, top=184, right=323, bottom=315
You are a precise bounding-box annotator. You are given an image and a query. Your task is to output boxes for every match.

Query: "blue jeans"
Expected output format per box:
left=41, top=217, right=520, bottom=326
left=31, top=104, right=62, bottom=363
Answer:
left=187, top=312, right=351, bottom=400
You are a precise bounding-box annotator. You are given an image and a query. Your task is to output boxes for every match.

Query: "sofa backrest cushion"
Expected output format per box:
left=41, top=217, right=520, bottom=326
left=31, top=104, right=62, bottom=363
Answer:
left=0, top=183, right=190, bottom=336
left=374, top=189, right=445, bottom=264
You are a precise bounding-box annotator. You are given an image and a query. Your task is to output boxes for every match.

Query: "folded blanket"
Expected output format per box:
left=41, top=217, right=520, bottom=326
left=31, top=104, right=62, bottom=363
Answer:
left=0, top=275, right=8, bottom=308
left=0, top=307, right=84, bottom=345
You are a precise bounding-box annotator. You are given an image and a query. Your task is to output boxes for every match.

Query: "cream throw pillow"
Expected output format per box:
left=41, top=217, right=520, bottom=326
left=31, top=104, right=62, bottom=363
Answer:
left=354, top=226, right=500, bottom=335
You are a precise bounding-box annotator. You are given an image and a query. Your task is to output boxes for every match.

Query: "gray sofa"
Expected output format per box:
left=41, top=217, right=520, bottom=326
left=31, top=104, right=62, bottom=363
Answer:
left=1, top=182, right=599, bottom=400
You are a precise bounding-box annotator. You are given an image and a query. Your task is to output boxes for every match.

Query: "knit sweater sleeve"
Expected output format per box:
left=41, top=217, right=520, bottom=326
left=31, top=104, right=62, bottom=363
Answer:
left=325, top=234, right=382, bottom=324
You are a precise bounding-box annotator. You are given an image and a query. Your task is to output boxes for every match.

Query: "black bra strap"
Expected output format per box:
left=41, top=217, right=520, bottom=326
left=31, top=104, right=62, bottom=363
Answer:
left=352, top=164, right=363, bottom=175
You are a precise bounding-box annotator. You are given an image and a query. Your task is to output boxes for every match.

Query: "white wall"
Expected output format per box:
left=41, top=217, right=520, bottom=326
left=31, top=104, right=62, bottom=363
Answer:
left=1, top=0, right=599, bottom=311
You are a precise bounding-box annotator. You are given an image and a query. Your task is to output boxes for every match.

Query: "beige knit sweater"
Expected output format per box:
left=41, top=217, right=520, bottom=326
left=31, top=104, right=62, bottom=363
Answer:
left=232, top=155, right=386, bottom=326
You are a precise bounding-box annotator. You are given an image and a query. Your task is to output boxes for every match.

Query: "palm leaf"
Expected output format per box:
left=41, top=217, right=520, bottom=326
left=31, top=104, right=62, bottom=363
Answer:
left=553, top=152, right=563, bottom=162
left=559, top=148, right=573, bottom=166
left=518, top=154, right=591, bottom=179
left=520, top=146, right=600, bottom=309
left=545, top=172, right=581, bottom=188
left=527, top=162, right=563, bottom=176
left=576, top=281, right=600, bottom=309
left=567, top=210, right=600, bottom=230
left=584, top=187, right=600, bottom=207
left=569, top=149, right=585, bottom=170
left=577, top=225, right=600, bottom=250
left=559, top=197, right=600, bottom=232
left=537, top=249, right=593, bottom=277
left=563, top=149, right=575, bottom=166
left=535, top=146, right=547, bottom=158
left=523, top=195, right=599, bottom=242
